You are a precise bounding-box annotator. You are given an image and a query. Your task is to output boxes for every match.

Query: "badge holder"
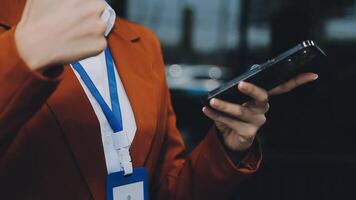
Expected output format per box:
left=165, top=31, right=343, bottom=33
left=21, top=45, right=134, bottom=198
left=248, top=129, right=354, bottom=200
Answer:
left=106, top=167, right=149, bottom=200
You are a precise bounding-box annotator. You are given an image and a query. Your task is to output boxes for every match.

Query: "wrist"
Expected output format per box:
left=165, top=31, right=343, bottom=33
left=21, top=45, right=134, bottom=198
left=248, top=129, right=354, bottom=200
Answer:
left=215, top=126, right=255, bottom=164
left=14, top=25, right=49, bottom=71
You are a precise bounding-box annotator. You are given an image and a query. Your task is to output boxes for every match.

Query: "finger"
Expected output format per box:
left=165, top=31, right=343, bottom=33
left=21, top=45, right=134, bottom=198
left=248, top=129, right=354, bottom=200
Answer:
left=87, top=0, right=107, bottom=18
left=203, top=107, right=265, bottom=132
left=203, top=107, right=259, bottom=140
left=203, top=106, right=242, bottom=126
left=210, top=98, right=268, bottom=124
left=243, top=101, right=270, bottom=114
left=268, top=73, right=318, bottom=96
left=238, top=81, right=268, bottom=107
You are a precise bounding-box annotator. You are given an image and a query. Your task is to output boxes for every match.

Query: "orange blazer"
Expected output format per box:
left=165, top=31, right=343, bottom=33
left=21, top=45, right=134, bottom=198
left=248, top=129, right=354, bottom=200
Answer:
left=0, top=1, right=261, bottom=199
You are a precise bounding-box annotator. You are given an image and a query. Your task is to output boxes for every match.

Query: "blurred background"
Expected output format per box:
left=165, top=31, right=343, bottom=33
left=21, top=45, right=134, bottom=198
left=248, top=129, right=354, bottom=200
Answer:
left=110, top=0, right=356, bottom=199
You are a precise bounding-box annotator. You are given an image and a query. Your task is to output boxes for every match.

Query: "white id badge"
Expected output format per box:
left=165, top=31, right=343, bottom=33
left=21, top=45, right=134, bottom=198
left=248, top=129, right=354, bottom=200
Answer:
left=113, top=181, right=144, bottom=200
left=107, top=168, right=149, bottom=200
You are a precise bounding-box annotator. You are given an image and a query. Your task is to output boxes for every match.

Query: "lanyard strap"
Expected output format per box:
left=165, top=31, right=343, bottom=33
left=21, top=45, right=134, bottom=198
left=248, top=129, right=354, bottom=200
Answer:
left=72, top=48, right=123, bottom=132
left=72, top=48, right=132, bottom=175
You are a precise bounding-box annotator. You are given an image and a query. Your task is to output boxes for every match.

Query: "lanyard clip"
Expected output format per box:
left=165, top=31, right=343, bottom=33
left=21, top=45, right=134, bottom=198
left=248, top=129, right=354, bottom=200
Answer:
left=118, top=148, right=133, bottom=175
left=112, top=133, right=133, bottom=175
left=112, top=132, right=130, bottom=149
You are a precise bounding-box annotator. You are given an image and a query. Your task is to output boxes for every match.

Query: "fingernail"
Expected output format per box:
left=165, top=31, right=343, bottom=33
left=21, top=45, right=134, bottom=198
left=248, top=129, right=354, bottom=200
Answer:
left=210, top=99, right=218, bottom=107
left=313, top=74, right=319, bottom=80
left=202, top=107, right=210, bottom=115
left=239, top=81, right=247, bottom=90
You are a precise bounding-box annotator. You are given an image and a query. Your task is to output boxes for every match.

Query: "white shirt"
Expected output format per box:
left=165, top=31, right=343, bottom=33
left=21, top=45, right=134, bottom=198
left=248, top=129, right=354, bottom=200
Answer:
left=72, top=2, right=137, bottom=175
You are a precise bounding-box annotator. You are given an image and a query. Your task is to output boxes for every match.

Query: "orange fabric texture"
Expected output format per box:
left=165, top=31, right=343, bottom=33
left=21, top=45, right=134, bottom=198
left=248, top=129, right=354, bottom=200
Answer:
left=0, top=2, right=262, bottom=200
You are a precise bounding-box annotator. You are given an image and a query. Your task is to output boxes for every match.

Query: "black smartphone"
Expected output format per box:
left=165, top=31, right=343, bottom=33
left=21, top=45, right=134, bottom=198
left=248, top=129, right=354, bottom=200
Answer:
left=204, top=40, right=326, bottom=105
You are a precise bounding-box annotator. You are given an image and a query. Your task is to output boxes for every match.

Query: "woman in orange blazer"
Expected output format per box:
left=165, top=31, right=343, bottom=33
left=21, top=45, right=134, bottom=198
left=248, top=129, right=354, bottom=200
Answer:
left=0, top=0, right=318, bottom=199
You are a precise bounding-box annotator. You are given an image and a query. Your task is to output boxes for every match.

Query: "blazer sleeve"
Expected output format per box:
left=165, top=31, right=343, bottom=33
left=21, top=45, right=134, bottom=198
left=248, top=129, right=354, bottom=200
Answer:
left=147, top=29, right=262, bottom=199
left=0, top=27, right=63, bottom=158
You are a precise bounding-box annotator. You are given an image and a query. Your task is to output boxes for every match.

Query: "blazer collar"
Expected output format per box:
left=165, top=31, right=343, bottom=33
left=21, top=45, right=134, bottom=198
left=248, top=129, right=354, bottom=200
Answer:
left=115, top=19, right=141, bottom=42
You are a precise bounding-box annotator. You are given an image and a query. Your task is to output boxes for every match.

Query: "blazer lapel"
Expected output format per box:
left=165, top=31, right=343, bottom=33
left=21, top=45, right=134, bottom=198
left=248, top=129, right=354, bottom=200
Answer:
left=108, top=20, right=160, bottom=168
left=47, top=67, right=107, bottom=200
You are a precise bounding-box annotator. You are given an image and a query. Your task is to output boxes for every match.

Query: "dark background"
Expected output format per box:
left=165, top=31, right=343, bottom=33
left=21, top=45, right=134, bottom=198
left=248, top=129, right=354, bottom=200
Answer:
left=111, top=0, right=356, bottom=199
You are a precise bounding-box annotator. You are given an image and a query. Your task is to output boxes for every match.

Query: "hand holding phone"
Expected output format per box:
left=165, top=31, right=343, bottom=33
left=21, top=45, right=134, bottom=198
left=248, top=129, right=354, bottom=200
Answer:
left=205, top=40, right=326, bottom=105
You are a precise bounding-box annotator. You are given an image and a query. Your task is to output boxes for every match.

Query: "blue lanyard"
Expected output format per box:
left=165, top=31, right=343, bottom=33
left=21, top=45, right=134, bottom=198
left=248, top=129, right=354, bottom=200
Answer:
left=72, top=48, right=123, bottom=133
